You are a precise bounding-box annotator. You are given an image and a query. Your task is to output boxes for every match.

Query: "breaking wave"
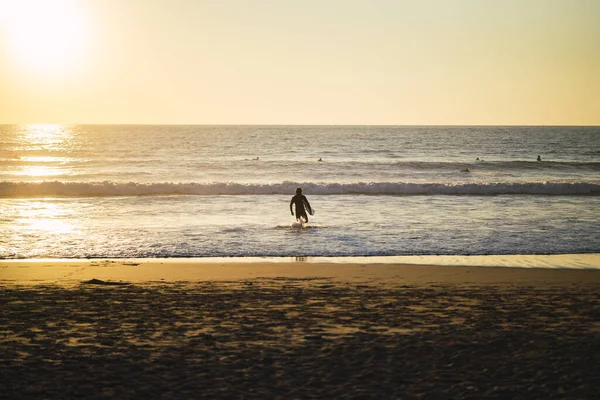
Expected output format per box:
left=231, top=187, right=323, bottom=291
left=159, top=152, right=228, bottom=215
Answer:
left=1, top=180, right=600, bottom=197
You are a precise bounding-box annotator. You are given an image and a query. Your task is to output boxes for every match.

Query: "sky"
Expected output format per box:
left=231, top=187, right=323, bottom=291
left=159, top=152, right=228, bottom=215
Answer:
left=0, top=0, right=599, bottom=125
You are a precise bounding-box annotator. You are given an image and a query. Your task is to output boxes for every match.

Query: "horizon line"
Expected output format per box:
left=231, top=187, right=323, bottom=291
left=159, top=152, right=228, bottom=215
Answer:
left=1, top=123, right=599, bottom=128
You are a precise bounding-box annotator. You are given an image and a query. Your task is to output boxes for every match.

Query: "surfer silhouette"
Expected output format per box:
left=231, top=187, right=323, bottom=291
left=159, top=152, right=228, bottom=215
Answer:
left=290, top=188, right=313, bottom=223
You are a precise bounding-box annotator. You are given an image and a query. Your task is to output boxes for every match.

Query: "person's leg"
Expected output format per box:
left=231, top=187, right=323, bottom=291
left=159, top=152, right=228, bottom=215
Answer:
left=298, top=210, right=308, bottom=223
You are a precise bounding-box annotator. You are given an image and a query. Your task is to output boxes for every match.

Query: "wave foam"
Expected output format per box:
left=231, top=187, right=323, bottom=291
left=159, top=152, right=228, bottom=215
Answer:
left=1, top=180, right=599, bottom=197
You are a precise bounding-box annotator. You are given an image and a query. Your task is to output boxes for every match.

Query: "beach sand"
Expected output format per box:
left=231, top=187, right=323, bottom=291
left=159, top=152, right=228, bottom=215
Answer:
left=2, top=260, right=600, bottom=399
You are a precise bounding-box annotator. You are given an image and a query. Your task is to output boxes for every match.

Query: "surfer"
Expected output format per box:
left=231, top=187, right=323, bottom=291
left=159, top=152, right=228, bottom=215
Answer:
left=290, top=188, right=313, bottom=223
left=537, top=155, right=542, bottom=162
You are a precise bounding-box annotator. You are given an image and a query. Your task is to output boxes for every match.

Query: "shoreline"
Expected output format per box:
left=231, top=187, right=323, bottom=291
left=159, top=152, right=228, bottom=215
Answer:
left=2, top=253, right=599, bottom=268
left=2, top=254, right=600, bottom=286
left=2, top=252, right=600, bottom=264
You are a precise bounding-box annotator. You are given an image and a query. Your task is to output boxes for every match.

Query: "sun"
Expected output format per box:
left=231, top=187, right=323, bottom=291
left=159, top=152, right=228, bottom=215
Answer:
left=0, top=0, right=87, bottom=76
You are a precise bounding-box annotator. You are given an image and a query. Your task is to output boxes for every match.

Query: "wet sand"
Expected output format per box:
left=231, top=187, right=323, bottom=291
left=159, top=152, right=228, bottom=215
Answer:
left=1, top=260, right=600, bottom=399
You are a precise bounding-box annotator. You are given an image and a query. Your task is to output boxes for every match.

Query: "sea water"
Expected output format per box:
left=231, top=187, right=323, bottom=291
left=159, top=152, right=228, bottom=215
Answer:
left=1, top=125, right=599, bottom=261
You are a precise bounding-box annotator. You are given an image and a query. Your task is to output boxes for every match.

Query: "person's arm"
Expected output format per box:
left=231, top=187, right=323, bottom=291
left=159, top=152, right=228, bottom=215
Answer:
left=290, top=198, right=294, bottom=215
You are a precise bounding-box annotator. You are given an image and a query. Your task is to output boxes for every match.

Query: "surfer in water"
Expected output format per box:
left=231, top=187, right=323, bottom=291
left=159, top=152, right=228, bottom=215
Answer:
left=290, top=188, right=314, bottom=223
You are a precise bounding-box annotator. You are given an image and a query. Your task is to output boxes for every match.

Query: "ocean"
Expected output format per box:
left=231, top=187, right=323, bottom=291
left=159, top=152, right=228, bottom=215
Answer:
left=1, top=124, right=599, bottom=262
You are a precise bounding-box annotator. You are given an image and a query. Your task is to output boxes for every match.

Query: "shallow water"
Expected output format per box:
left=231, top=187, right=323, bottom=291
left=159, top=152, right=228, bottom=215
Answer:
left=1, top=125, right=599, bottom=259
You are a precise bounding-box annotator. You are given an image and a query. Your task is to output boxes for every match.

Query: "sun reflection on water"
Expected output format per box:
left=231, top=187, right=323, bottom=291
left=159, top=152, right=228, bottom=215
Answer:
left=21, top=124, right=72, bottom=148
left=19, top=156, right=71, bottom=164
left=11, top=124, right=75, bottom=179
left=15, top=200, right=78, bottom=235
left=28, top=219, right=75, bottom=234
left=15, top=166, right=65, bottom=177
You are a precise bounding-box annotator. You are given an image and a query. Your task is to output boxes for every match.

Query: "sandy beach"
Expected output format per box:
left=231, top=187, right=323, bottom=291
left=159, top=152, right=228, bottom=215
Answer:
left=2, top=260, right=600, bottom=399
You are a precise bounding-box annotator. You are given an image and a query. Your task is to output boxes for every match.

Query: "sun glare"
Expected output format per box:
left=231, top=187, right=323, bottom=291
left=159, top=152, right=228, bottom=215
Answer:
left=20, top=202, right=77, bottom=234
left=0, top=0, right=87, bottom=76
left=23, top=124, right=69, bottom=144
left=14, top=124, right=73, bottom=178
left=17, top=165, right=64, bottom=177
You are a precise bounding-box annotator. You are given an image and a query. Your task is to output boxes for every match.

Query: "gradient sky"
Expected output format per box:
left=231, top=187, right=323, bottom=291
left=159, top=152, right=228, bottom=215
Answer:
left=0, top=0, right=598, bottom=125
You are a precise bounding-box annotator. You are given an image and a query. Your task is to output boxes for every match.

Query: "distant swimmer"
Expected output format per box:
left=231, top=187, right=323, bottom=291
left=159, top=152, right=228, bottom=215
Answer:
left=476, top=157, right=480, bottom=161
left=290, top=187, right=314, bottom=223
left=537, top=155, right=542, bottom=162
left=318, top=158, right=323, bottom=162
